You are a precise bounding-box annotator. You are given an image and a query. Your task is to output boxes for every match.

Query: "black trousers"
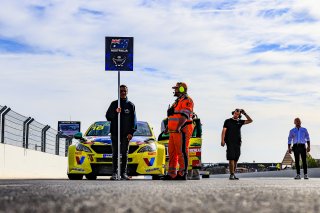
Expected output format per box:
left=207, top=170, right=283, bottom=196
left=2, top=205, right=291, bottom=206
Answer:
left=293, top=144, right=307, bottom=175
left=111, top=135, right=130, bottom=174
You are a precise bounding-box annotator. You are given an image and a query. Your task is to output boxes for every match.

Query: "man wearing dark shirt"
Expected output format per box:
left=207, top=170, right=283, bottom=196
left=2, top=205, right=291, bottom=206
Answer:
left=106, top=85, right=137, bottom=180
left=221, top=109, right=253, bottom=180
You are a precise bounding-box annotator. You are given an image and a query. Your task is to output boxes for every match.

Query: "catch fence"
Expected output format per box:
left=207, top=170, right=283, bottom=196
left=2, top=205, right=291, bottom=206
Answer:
left=0, top=105, right=67, bottom=156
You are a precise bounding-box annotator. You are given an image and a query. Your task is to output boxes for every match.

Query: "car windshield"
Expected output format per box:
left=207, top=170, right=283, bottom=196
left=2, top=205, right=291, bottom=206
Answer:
left=134, top=122, right=152, bottom=136
left=86, top=121, right=110, bottom=136
left=85, top=121, right=152, bottom=137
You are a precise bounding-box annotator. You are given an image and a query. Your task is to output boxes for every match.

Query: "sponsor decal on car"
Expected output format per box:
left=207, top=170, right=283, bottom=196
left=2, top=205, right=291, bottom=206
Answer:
left=75, top=151, right=82, bottom=155
left=144, top=157, right=155, bottom=166
left=83, top=141, right=94, bottom=145
left=189, top=148, right=201, bottom=153
left=192, top=160, right=201, bottom=167
left=93, top=138, right=112, bottom=144
left=71, top=167, right=85, bottom=172
left=148, top=152, right=156, bottom=156
left=103, top=154, right=112, bottom=158
left=189, top=147, right=201, bottom=157
left=88, top=154, right=94, bottom=162
left=145, top=168, right=160, bottom=172
left=76, top=156, right=85, bottom=165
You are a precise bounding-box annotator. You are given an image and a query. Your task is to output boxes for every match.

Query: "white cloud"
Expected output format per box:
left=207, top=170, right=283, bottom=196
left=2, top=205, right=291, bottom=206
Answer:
left=1, top=0, right=320, bottom=163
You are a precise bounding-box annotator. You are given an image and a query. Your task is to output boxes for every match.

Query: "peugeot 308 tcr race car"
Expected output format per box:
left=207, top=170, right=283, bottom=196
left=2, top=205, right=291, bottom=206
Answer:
left=67, top=121, right=166, bottom=180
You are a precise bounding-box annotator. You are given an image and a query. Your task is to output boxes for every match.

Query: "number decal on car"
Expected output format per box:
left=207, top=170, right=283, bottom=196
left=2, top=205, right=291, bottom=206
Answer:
left=91, top=125, right=104, bottom=131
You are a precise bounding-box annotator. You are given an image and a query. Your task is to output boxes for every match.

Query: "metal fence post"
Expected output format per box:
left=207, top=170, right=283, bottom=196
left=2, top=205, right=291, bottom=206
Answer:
left=1, top=107, right=11, bottom=143
left=0, top=106, right=7, bottom=120
left=25, top=118, right=34, bottom=149
left=65, top=138, right=72, bottom=157
left=22, top=117, right=32, bottom=148
left=0, top=106, right=8, bottom=141
left=56, top=134, right=60, bottom=155
left=65, top=139, right=68, bottom=157
left=41, top=125, right=50, bottom=152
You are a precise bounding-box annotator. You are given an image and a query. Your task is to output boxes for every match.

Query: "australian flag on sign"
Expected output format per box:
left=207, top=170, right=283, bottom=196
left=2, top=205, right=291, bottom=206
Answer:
left=105, top=36, right=133, bottom=71
left=110, top=39, right=129, bottom=49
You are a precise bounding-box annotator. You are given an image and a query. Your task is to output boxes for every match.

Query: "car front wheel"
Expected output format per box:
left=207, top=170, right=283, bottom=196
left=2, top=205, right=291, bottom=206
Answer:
left=68, top=174, right=83, bottom=180
left=152, top=175, right=161, bottom=180
left=85, top=173, right=97, bottom=180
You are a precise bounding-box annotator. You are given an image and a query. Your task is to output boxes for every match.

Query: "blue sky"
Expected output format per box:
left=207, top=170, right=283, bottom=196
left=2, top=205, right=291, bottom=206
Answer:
left=0, top=37, right=36, bottom=53
left=1, top=0, right=320, bottom=163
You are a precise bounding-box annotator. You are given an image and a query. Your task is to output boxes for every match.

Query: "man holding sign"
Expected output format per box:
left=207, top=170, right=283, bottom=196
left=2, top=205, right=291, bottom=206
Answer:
left=106, top=85, right=137, bottom=180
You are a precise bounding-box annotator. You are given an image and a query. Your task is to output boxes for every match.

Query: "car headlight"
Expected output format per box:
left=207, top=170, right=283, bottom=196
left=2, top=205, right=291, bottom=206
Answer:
left=76, top=143, right=92, bottom=153
left=138, top=143, right=157, bottom=153
left=71, top=138, right=79, bottom=145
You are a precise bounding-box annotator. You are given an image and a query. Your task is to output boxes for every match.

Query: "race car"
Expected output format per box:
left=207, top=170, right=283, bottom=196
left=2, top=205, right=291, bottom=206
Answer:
left=67, top=121, right=166, bottom=180
left=157, top=116, right=203, bottom=179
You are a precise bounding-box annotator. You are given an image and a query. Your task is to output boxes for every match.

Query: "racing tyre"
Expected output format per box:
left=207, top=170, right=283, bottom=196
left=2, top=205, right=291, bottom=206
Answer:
left=152, top=175, right=161, bottom=180
left=85, top=173, right=97, bottom=180
left=68, top=174, right=83, bottom=180
left=188, top=169, right=201, bottom=180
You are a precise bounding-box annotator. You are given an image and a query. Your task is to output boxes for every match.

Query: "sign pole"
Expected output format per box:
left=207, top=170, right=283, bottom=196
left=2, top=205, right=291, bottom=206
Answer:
left=105, top=36, right=133, bottom=181
left=117, top=70, right=121, bottom=180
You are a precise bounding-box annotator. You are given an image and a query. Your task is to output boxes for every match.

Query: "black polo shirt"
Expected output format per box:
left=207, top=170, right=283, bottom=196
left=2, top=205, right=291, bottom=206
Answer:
left=223, top=118, right=245, bottom=145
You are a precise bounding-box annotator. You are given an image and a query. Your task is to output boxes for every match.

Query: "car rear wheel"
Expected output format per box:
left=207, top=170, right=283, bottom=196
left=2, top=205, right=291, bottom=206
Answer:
left=188, top=169, right=201, bottom=180
left=68, top=174, right=83, bottom=180
left=152, top=175, right=161, bottom=180
left=85, top=173, right=97, bottom=180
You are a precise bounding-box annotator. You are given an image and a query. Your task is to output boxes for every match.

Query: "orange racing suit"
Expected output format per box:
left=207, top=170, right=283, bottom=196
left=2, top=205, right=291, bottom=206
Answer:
left=167, top=94, right=194, bottom=178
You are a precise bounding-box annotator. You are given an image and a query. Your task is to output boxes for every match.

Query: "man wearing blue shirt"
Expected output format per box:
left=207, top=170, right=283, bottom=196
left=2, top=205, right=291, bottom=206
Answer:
left=288, top=118, right=311, bottom=180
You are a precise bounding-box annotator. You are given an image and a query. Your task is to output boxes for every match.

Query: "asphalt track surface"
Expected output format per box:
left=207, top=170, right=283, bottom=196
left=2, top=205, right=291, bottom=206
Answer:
left=1, top=170, right=320, bottom=213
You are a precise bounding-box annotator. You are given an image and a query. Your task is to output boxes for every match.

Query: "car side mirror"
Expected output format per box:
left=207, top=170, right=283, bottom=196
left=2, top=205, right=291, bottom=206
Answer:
left=74, top=132, right=83, bottom=139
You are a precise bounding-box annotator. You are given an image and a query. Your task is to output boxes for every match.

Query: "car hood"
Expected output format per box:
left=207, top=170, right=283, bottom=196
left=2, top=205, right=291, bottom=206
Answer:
left=84, top=136, right=155, bottom=145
